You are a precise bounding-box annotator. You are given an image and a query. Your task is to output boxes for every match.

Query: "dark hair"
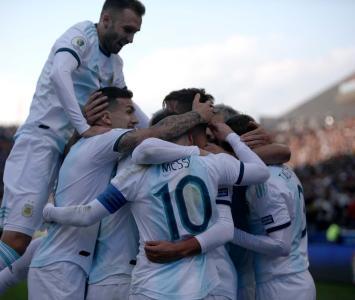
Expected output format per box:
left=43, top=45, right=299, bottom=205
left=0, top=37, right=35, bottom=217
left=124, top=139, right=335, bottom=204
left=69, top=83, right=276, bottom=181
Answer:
left=102, top=0, right=146, bottom=16
left=96, top=86, right=133, bottom=111
left=214, top=104, right=239, bottom=122
left=150, top=109, right=177, bottom=126
left=163, top=88, right=214, bottom=114
left=226, top=114, right=257, bottom=136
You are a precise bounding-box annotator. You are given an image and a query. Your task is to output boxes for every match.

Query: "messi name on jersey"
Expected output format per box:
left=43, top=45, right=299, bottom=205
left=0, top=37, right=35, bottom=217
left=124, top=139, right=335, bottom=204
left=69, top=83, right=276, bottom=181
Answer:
left=162, top=157, right=191, bottom=173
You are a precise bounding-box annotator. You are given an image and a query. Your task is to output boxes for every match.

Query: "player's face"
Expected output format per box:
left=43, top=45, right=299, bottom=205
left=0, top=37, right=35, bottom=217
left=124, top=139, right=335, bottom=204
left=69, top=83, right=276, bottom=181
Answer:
left=102, top=9, right=142, bottom=54
left=111, top=98, right=138, bottom=129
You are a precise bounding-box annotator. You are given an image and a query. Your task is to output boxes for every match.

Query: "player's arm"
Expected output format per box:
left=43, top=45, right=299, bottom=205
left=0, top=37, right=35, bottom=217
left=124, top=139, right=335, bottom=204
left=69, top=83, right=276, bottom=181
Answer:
left=116, top=94, right=214, bottom=156
left=132, top=138, right=200, bottom=164
left=145, top=201, right=234, bottom=263
left=232, top=182, right=292, bottom=257
left=50, top=52, right=108, bottom=137
left=211, top=123, right=270, bottom=185
left=240, top=122, right=291, bottom=164
left=232, top=225, right=291, bottom=257
left=43, top=164, right=139, bottom=226
left=43, top=183, right=127, bottom=226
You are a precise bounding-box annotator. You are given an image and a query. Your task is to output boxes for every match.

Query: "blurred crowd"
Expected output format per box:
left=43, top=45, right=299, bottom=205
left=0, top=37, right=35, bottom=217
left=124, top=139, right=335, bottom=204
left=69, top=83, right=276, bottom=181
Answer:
left=272, top=117, right=355, bottom=231
left=0, top=118, right=354, bottom=231
left=0, top=126, right=17, bottom=200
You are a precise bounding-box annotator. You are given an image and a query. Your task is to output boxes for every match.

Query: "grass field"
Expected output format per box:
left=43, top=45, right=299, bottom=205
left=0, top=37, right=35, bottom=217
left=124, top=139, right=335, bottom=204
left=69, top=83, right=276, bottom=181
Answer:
left=1, top=281, right=354, bottom=300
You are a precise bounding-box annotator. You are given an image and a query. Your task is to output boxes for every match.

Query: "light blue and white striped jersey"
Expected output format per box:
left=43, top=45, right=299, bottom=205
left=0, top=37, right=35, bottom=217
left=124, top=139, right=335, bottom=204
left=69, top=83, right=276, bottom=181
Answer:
left=111, top=153, right=245, bottom=300
left=246, top=165, right=309, bottom=283
left=18, top=21, right=126, bottom=146
left=30, top=129, right=130, bottom=275
left=88, top=158, right=139, bottom=285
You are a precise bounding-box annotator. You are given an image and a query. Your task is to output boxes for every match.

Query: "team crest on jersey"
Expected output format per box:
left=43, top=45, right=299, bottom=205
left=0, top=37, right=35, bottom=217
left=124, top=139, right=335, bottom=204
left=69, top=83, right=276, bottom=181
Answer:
left=71, top=36, right=86, bottom=51
left=22, top=204, right=34, bottom=217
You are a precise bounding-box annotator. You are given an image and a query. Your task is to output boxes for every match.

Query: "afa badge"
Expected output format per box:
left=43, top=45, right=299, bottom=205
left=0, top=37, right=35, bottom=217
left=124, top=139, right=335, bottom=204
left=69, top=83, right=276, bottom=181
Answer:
left=22, top=204, right=33, bottom=217
left=71, top=36, right=86, bottom=51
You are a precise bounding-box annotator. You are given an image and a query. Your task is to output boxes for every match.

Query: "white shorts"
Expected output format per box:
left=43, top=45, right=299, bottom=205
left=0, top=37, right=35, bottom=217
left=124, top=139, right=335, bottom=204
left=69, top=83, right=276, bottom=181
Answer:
left=0, top=131, right=62, bottom=236
left=86, top=282, right=130, bottom=300
left=87, top=274, right=131, bottom=300
left=28, top=262, right=86, bottom=300
left=256, top=270, right=316, bottom=300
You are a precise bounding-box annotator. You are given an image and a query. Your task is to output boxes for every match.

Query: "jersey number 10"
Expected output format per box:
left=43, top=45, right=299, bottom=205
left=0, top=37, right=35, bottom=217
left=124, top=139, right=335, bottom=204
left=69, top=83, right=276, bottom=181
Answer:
left=154, top=175, right=212, bottom=240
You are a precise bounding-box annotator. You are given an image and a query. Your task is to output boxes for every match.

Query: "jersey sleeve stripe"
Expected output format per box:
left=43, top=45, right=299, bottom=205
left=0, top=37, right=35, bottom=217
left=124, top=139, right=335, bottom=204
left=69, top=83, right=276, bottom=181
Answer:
left=266, top=221, right=291, bottom=233
left=235, top=161, right=244, bottom=185
left=55, top=48, right=81, bottom=67
left=97, top=183, right=127, bottom=214
left=113, top=130, right=132, bottom=152
left=216, top=199, right=232, bottom=206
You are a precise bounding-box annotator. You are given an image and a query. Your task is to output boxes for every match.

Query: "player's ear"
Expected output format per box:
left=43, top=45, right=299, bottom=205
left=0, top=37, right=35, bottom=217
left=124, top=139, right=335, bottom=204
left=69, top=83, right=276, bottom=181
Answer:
left=101, top=111, right=112, bottom=127
left=101, top=12, right=112, bottom=29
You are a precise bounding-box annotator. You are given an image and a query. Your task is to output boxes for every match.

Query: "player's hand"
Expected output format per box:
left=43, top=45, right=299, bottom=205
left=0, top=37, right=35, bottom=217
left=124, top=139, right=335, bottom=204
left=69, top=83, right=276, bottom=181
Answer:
left=144, top=241, right=182, bottom=263
left=192, top=93, right=214, bottom=123
left=83, top=91, right=109, bottom=125
left=81, top=126, right=110, bottom=138
left=241, top=122, right=272, bottom=149
left=43, top=203, right=55, bottom=222
left=208, top=122, right=233, bottom=141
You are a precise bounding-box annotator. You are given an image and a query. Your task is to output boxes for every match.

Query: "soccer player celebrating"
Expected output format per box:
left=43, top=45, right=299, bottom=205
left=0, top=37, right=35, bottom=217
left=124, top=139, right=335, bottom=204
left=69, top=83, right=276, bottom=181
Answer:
left=0, top=0, right=146, bottom=270
left=26, top=87, right=214, bottom=300
left=228, top=114, right=316, bottom=300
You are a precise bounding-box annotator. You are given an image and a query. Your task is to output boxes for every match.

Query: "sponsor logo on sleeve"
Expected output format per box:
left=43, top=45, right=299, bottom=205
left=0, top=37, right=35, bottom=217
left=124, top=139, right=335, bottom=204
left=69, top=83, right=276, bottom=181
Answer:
left=261, top=215, right=274, bottom=225
left=71, top=36, right=86, bottom=51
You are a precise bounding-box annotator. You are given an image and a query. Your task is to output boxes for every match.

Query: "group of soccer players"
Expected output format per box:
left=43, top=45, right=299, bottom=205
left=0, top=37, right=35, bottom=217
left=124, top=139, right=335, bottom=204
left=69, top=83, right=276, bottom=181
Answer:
left=0, top=0, right=316, bottom=299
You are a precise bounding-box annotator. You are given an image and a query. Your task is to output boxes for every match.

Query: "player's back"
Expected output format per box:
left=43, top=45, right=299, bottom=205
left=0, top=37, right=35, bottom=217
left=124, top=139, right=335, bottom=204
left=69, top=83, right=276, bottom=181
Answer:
left=246, top=165, right=309, bottom=283
left=116, top=153, right=238, bottom=299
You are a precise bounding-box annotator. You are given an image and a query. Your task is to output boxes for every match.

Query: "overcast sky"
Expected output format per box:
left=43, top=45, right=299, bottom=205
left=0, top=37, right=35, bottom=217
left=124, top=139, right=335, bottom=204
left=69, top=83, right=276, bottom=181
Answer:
left=1, top=0, right=355, bottom=125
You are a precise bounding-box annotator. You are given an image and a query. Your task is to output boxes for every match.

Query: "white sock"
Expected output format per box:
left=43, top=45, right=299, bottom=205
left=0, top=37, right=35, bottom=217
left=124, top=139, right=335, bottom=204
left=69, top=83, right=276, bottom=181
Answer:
left=0, top=237, right=42, bottom=294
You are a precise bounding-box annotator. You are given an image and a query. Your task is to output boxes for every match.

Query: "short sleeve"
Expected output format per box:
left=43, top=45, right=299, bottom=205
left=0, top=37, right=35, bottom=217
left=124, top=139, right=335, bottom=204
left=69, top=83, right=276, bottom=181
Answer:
left=216, top=185, right=233, bottom=207
left=211, top=153, right=244, bottom=186
left=91, top=128, right=132, bottom=164
left=52, top=24, right=89, bottom=67
left=248, top=180, right=291, bottom=233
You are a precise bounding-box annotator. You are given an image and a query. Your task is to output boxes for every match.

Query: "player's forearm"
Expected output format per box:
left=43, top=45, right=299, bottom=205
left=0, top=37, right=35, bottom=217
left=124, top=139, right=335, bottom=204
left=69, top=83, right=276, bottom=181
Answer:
left=226, top=133, right=269, bottom=184
left=253, top=144, right=291, bottom=165
left=50, top=52, right=89, bottom=134
left=43, top=200, right=109, bottom=227
left=195, top=204, right=234, bottom=253
left=132, top=138, right=200, bottom=164
left=118, top=111, right=204, bottom=155
left=232, top=228, right=291, bottom=257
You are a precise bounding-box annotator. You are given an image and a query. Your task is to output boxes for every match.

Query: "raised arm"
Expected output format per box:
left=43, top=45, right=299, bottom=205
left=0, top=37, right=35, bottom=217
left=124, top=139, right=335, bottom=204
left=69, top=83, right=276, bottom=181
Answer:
left=117, top=94, right=214, bottom=156
left=211, top=122, right=270, bottom=185
left=240, top=123, right=291, bottom=165
left=132, top=138, right=200, bottom=164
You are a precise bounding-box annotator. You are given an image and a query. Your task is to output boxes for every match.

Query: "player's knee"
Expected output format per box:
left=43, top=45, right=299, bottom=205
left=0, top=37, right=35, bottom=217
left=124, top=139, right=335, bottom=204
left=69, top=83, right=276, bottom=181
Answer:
left=1, top=231, right=32, bottom=255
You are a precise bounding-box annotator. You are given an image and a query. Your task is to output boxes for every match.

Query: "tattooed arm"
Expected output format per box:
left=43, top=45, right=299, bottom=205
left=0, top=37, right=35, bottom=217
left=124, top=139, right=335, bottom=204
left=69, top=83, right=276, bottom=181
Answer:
left=117, top=94, right=214, bottom=155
